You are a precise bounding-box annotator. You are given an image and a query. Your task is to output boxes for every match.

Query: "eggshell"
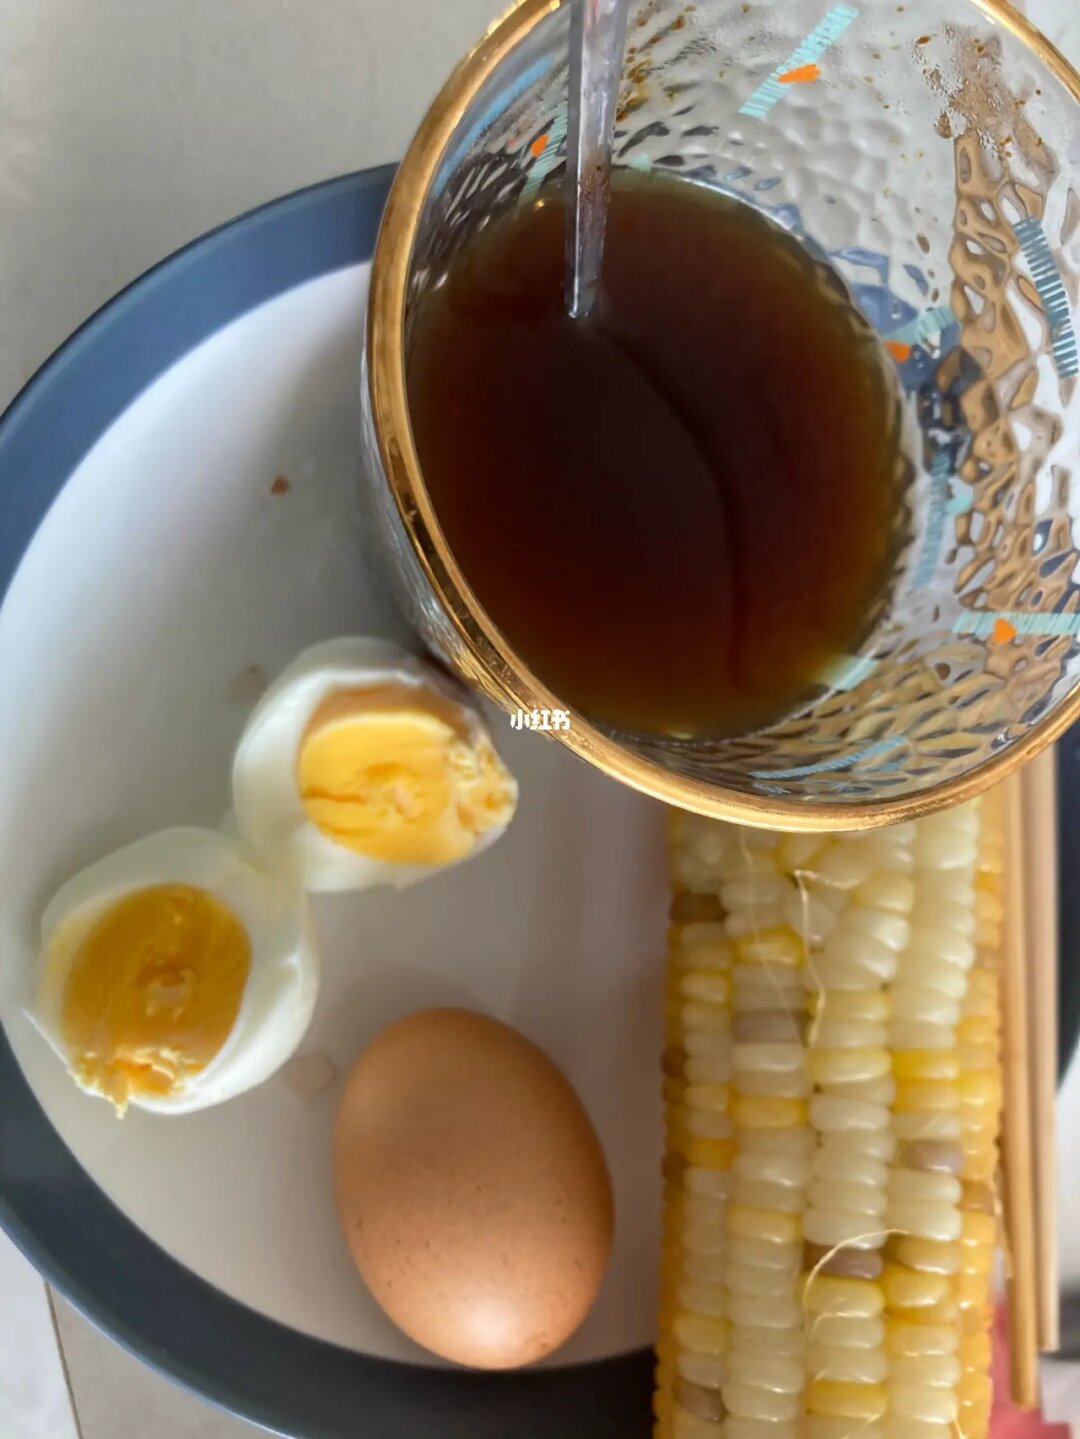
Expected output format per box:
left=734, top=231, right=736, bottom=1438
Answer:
left=332, top=1008, right=614, bottom=1368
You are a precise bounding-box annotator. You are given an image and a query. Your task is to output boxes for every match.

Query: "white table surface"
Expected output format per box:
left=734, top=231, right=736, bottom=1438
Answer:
left=1, top=2, right=1078, bottom=1436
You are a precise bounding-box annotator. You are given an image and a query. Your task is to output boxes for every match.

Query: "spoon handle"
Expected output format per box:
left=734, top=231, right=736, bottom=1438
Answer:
left=565, top=0, right=630, bottom=320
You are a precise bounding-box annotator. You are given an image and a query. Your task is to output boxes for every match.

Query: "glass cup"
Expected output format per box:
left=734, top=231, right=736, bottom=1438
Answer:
left=361, top=0, right=1080, bottom=830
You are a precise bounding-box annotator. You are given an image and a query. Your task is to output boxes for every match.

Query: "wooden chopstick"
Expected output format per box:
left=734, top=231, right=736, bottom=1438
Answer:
left=1020, top=746, right=1060, bottom=1353
left=1000, top=771, right=1040, bottom=1407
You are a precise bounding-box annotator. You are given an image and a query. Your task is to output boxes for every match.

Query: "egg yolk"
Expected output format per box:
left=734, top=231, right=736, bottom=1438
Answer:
left=296, top=684, right=516, bottom=866
left=59, top=884, right=251, bottom=1112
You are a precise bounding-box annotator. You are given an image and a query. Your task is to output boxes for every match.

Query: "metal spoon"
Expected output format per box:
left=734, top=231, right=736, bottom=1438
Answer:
left=565, top=0, right=630, bottom=320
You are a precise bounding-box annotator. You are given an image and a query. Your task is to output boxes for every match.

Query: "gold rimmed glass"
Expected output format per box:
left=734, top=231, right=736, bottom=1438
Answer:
left=362, top=0, right=1080, bottom=831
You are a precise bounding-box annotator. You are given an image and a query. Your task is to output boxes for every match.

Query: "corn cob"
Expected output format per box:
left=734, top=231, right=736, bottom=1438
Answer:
left=658, top=801, right=1003, bottom=1439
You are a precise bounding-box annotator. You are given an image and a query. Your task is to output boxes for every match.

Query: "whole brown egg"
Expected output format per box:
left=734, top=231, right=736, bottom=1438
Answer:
left=332, top=1008, right=614, bottom=1368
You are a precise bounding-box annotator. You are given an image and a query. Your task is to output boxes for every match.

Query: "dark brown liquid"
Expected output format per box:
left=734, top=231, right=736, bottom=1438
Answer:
left=407, top=174, right=902, bottom=737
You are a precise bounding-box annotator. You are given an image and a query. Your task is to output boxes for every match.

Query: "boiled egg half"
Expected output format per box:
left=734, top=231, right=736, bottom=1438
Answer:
left=230, top=637, right=518, bottom=892
left=34, top=827, right=318, bottom=1115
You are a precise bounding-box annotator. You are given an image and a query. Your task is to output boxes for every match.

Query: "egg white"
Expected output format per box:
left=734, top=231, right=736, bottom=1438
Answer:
left=229, top=636, right=516, bottom=893
left=34, top=827, right=319, bottom=1114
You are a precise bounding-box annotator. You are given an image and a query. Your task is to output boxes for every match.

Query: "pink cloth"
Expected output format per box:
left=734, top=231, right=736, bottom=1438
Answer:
left=991, top=1308, right=1072, bottom=1438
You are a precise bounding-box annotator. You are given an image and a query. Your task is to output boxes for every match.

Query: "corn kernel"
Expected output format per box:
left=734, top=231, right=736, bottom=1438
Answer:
left=803, top=1276, right=884, bottom=1318
left=960, top=1111, right=1000, bottom=1137
left=964, top=968, right=999, bottom=1004
left=913, top=827, right=977, bottom=870
left=853, top=870, right=915, bottom=914
left=779, top=831, right=827, bottom=871
left=732, top=1177, right=805, bottom=1214
left=891, top=1110, right=961, bottom=1141
left=676, top=1280, right=727, bottom=1318
left=888, top=1353, right=961, bottom=1388
left=894, top=1079, right=961, bottom=1113
left=685, top=1056, right=731, bottom=1086
left=730, top=1095, right=808, bottom=1129
left=722, top=1381, right=800, bottom=1423
left=960, top=1149, right=997, bottom=1184
left=731, top=1041, right=806, bottom=1074
left=809, top=1095, right=890, bottom=1131
left=673, top=1312, right=731, bottom=1355
left=681, top=1222, right=726, bottom=1256
left=882, top=1265, right=951, bottom=1309
left=885, top=1319, right=958, bottom=1357
left=893, top=1238, right=962, bottom=1274
left=725, top=1352, right=804, bottom=1393
left=726, top=1205, right=802, bottom=1244
left=730, top=1070, right=805, bottom=1099
left=887, top=1168, right=961, bottom=1205
left=803, top=1209, right=887, bottom=1249
left=892, top=1049, right=960, bottom=1081
left=816, top=842, right=880, bottom=890
left=890, top=986, right=960, bottom=1027
left=889, top=1020, right=954, bottom=1051
left=682, top=1001, right=730, bottom=1033
left=810, top=1315, right=886, bottom=1349
left=730, top=1321, right=803, bottom=1355
left=806, top=1380, right=887, bottom=1420
left=808, top=1421, right=885, bottom=1439
left=957, top=1409, right=991, bottom=1439
left=683, top=1083, right=730, bottom=1113
left=681, top=1250, right=727, bottom=1284
left=961, top=1212, right=996, bottom=1247
left=685, top=1167, right=734, bottom=1201
left=728, top=1422, right=801, bottom=1439
left=960, top=1243, right=994, bottom=1277
left=673, top=1136, right=736, bottom=1169
left=957, top=1042, right=998, bottom=1073
left=958, top=1371, right=993, bottom=1408
left=888, top=1382, right=957, bottom=1423
left=680, top=972, right=731, bottom=1005
left=676, top=1350, right=727, bottom=1391
left=809, top=1048, right=891, bottom=1085
left=957, top=1271, right=992, bottom=1308
left=732, top=964, right=805, bottom=1003
left=958, top=1301, right=990, bottom=1335
left=959, top=1330, right=992, bottom=1369
left=735, top=926, right=805, bottom=967
left=676, top=921, right=731, bottom=953
left=676, top=1106, right=733, bottom=1139
left=812, top=990, right=890, bottom=1023
left=727, top=1294, right=802, bottom=1330
left=884, top=1199, right=961, bottom=1242
left=955, top=1015, right=996, bottom=1046
left=805, top=1344, right=888, bottom=1384
left=958, top=1070, right=1001, bottom=1109
left=724, top=1259, right=800, bottom=1295
left=808, top=1177, right=887, bottom=1216
left=671, top=1403, right=725, bottom=1439
left=669, top=1186, right=727, bottom=1223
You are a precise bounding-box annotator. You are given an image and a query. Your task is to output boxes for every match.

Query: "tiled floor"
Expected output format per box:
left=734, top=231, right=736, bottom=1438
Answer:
left=0, top=1227, right=261, bottom=1439
left=50, top=1294, right=261, bottom=1439
left=0, top=1235, right=77, bottom=1439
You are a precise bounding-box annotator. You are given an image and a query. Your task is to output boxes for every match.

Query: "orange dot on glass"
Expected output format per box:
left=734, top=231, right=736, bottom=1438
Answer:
left=779, top=62, right=821, bottom=84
